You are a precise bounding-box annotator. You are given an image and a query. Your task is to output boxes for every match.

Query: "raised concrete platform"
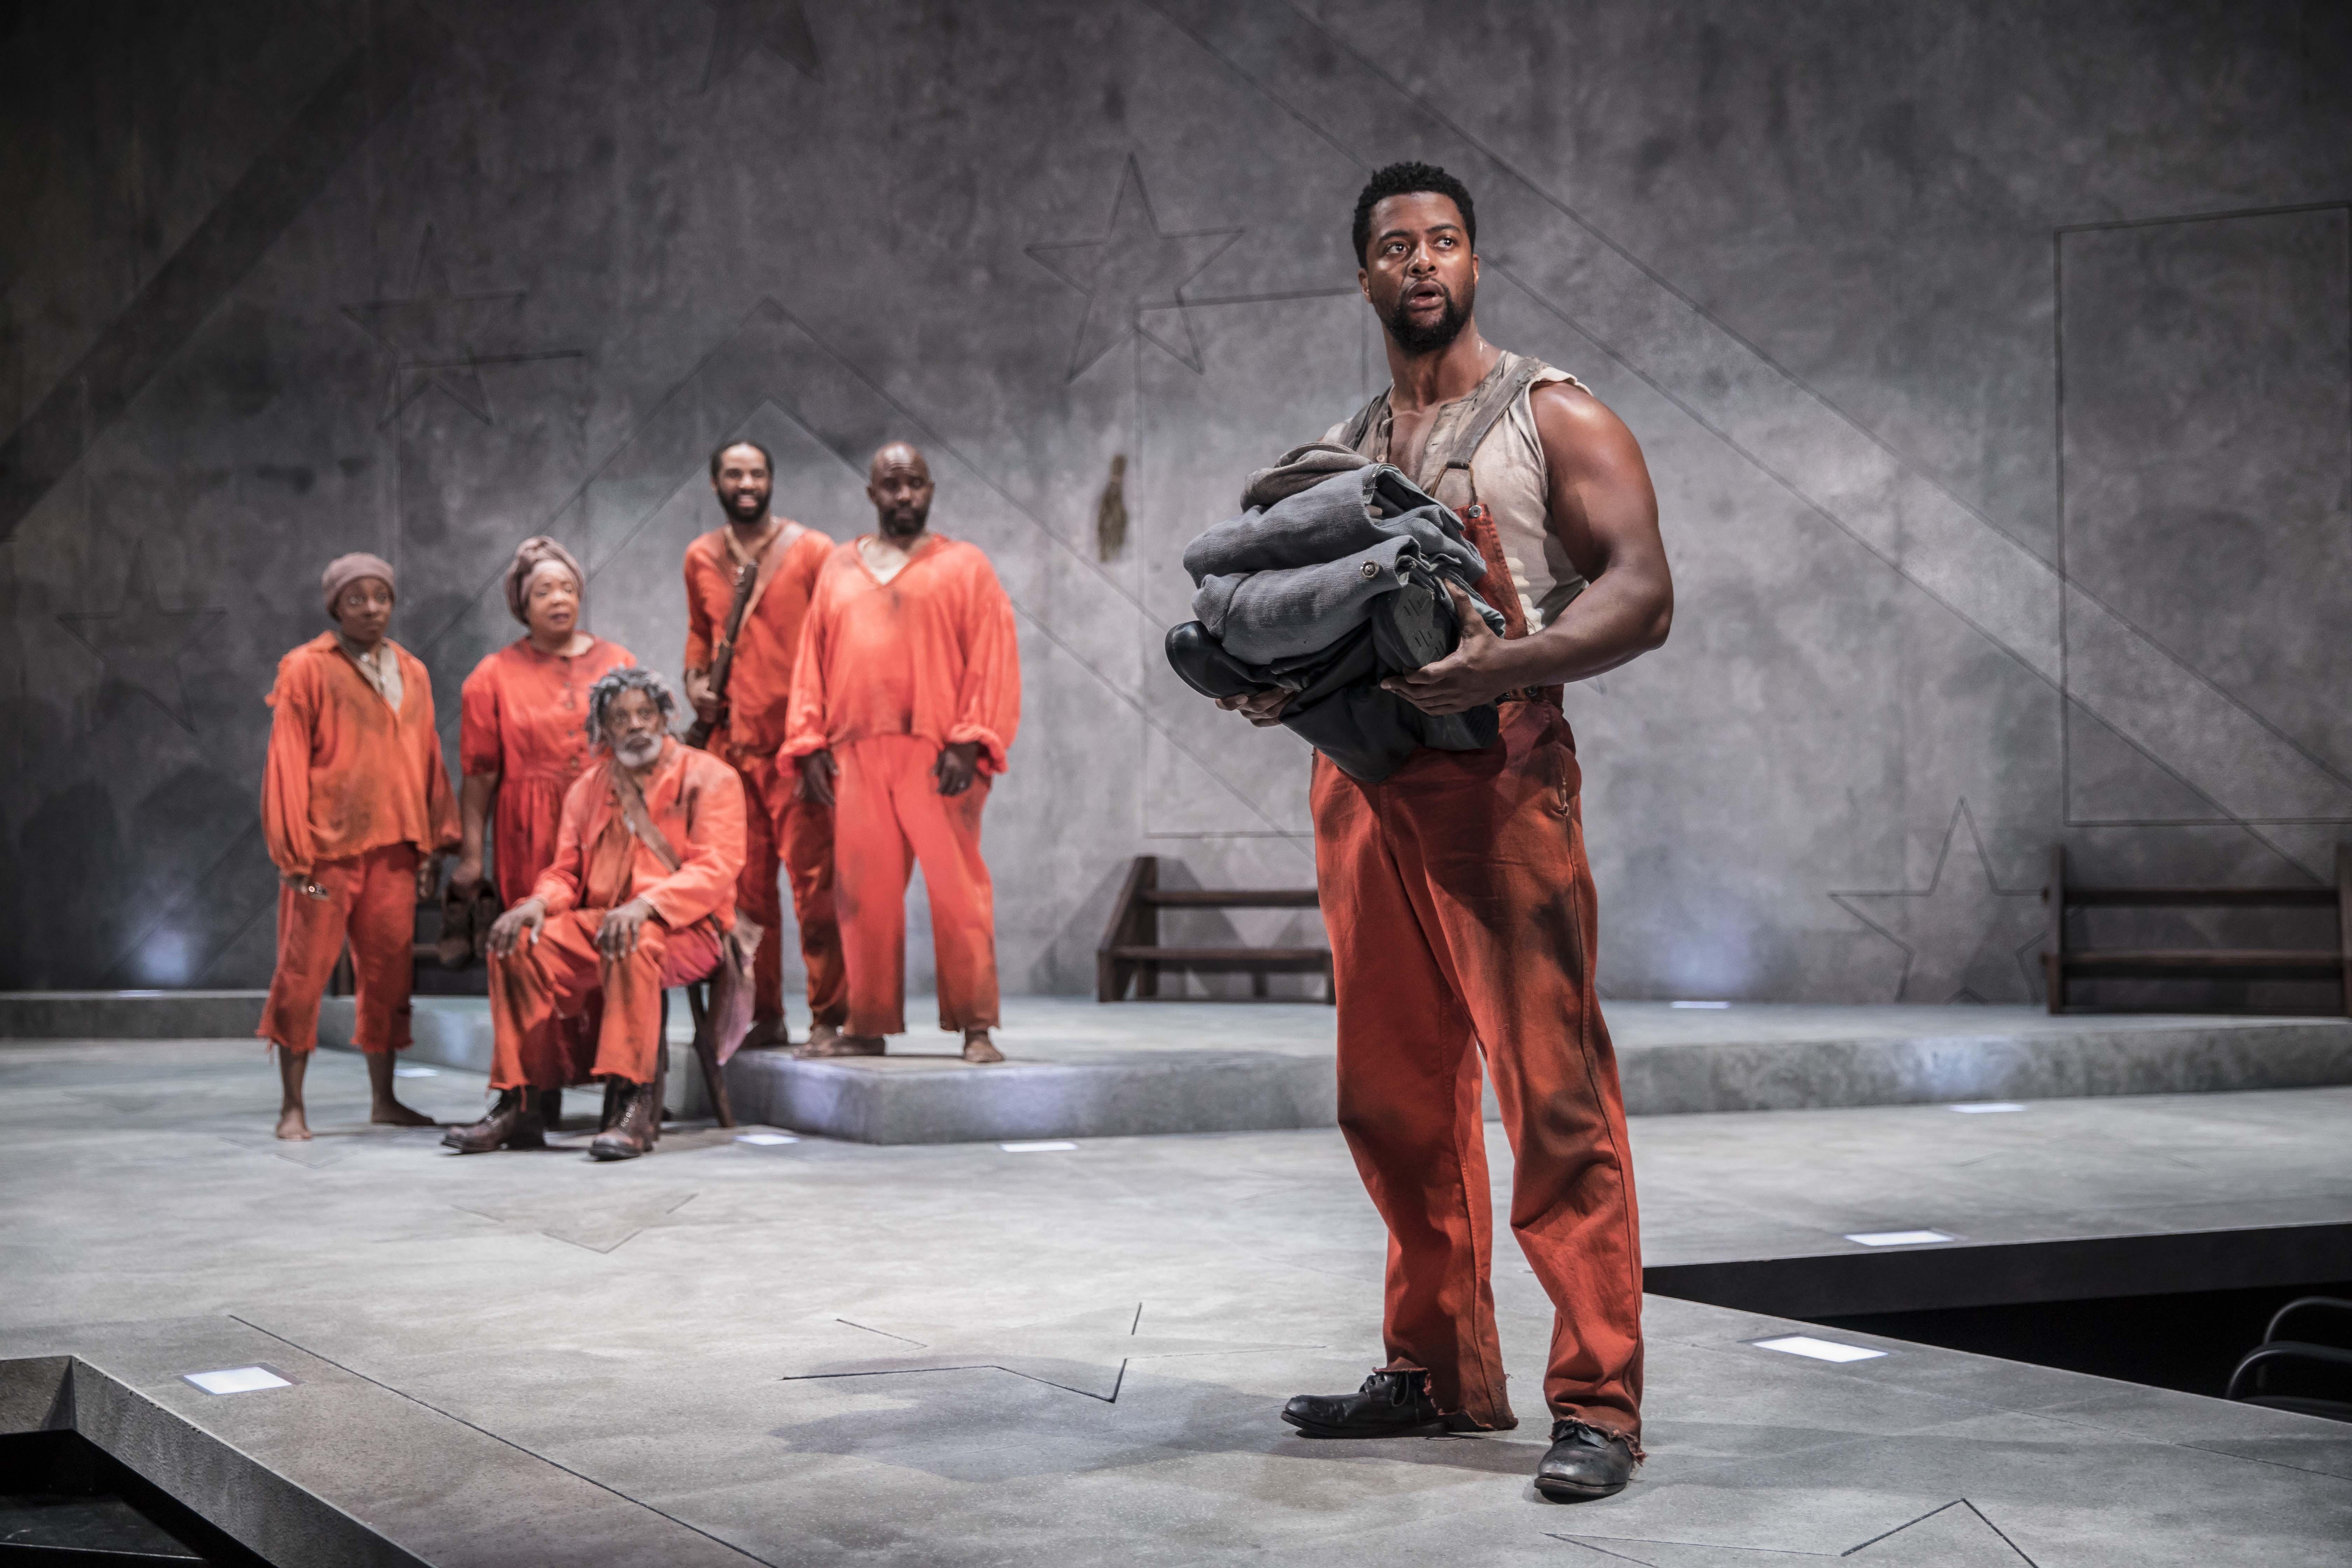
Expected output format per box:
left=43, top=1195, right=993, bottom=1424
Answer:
left=2, top=1039, right=2347, bottom=1566
left=13, top=990, right=2351, bottom=1144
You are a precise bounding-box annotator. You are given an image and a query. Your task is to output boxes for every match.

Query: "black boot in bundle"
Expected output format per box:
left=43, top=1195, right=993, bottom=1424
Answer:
left=441, top=1088, right=547, bottom=1154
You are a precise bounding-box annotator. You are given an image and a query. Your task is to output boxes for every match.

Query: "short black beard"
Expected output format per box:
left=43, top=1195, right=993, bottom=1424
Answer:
left=724, top=492, right=770, bottom=525
left=1382, top=288, right=1468, bottom=355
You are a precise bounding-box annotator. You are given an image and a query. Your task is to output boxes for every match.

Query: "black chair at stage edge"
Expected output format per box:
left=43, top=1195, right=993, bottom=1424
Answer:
left=2227, top=1298, right=2352, bottom=1424
left=1097, top=855, right=1332, bottom=1003
left=2041, top=845, right=2352, bottom=1015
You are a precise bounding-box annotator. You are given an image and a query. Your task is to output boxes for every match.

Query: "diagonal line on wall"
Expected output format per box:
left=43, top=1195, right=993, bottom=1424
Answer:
left=0, top=2, right=452, bottom=542
left=1140, top=0, right=2352, bottom=840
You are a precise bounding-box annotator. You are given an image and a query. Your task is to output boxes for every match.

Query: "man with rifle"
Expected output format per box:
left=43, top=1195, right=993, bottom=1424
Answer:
left=681, top=439, right=844, bottom=1052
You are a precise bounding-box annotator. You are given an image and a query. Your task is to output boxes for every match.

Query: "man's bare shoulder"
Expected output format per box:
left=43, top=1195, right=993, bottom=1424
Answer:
left=1527, top=379, right=1643, bottom=478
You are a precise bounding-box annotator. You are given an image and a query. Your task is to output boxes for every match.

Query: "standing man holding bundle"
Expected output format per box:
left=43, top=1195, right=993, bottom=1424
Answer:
left=682, top=441, right=844, bottom=1053
left=785, top=442, right=1020, bottom=1064
left=1207, top=163, right=1673, bottom=1502
left=259, top=553, right=458, bottom=1140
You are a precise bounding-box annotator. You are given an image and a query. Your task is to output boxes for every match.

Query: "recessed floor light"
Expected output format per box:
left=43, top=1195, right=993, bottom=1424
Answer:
left=736, top=1133, right=798, bottom=1146
left=1669, top=1000, right=1731, bottom=1009
left=183, top=1366, right=291, bottom=1395
left=1000, top=1141, right=1077, bottom=1153
left=1751, top=1335, right=1886, bottom=1364
left=1948, top=1102, right=2024, bottom=1113
left=393, top=1065, right=438, bottom=1078
left=1844, top=1229, right=1957, bottom=1247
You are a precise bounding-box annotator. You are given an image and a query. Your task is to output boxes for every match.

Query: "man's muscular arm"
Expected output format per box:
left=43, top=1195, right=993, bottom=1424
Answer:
left=1382, top=385, right=1671, bottom=715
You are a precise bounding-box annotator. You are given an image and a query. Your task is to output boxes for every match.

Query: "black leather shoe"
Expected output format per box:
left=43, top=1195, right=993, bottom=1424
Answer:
left=1534, top=1419, right=1637, bottom=1500
left=589, top=1078, right=658, bottom=1161
left=441, top=1088, right=545, bottom=1154
left=1281, top=1368, right=1450, bottom=1438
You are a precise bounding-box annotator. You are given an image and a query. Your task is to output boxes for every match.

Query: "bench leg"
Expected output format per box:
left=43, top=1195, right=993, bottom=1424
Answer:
left=685, top=982, right=736, bottom=1129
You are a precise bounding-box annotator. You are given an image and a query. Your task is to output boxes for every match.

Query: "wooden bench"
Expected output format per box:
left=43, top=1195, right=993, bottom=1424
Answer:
left=1096, top=855, right=1331, bottom=1003
left=2044, top=845, right=2351, bottom=1015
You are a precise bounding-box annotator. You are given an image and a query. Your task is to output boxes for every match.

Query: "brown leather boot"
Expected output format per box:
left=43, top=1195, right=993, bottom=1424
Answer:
left=441, top=1088, right=546, bottom=1154
left=589, top=1078, right=658, bottom=1161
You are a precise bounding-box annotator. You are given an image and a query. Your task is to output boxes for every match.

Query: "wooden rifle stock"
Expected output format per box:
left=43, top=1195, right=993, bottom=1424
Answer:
left=683, top=557, right=758, bottom=749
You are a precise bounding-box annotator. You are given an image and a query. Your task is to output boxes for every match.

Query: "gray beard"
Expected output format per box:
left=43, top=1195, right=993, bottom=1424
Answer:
left=614, top=734, right=662, bottom=770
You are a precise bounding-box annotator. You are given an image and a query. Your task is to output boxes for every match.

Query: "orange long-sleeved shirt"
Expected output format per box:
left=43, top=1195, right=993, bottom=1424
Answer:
left=262, top=632, right=458, bottom=877
left=782, top=536, right=1022, bottom=775
left=459, top=636, right=636, bottom=907
left=682, top=521, right=833, bottom=757
left=530, top=739, right=746, bottom=932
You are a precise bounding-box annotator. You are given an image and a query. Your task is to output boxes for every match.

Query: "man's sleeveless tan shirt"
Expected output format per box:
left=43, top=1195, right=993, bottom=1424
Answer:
left=1324, top=351, right=1590, bottom=629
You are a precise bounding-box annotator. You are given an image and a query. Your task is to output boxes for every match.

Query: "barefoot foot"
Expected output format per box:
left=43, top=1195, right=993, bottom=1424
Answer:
left=740, top=1016, right=792, bottom=1051
left=961, top=1029, right=1004, bottom=1065
left=798, top=1031, right=884, bottom=1059
left=370, top=1099, right=437, bottom=1127
left=275, top=1107, right=313, bottom=1141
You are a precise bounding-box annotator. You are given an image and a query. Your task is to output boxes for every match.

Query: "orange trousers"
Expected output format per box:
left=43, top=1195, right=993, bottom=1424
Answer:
left=486, top=911, right=722, bottom=1088
left=1310, top=700, right=1643, bottom=1444
left=834, top=735, right=998, bottom=1037
left=733, top=750, right=846, bottom=1029
left=258, top=843, right=417, bottom=1055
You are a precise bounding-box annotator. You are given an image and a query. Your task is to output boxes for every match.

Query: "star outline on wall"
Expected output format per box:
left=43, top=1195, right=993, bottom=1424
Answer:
left=700, top=0, right=820, bottom=90
left=1028, top=156, right=1242, bottom=380
left=1831, top=800, right=2047, bottom=1004
left=342, top=227, right=577, bottom=428
left=55, top=543, right=227, bottom=733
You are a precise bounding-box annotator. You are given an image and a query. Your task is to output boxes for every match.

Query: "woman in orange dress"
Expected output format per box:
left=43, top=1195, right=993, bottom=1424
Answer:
left=452, top=538, right=635, bottom=914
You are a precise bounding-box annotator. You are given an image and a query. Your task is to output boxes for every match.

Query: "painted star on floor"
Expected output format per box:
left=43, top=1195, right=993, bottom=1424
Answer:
left=777, top=1302, right=1313, bottom=1402
left=1028, top=157, right=1241, bottom=379
left=342, top=227, right=550, bottom=427
left=700, top=0, right=820, bottom=88
left=1832, top=801, right=2046, bottom=1004
left=56, top=545, right=226, bottom=733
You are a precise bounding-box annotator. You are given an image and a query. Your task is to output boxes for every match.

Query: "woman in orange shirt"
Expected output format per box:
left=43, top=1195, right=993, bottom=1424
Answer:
left=453, top=538, right=635, bottom=918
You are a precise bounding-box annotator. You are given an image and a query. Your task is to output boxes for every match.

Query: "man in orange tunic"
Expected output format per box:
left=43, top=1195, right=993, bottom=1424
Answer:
left=786, top=442, right=1020, bottom=1064
left=453, top=667, right=747, bottom=1160
left=683, top=441, right=844, bottom=1053
left=259, top=553, right=459, bottom=1141
left=1212, top=166, right=1673, bottom=1503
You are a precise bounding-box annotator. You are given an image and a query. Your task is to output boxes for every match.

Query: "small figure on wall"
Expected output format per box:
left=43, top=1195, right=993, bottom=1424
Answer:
left=785, top=442, right=1022, bottom=1064
left=258, top=553, right=459, bottom=1140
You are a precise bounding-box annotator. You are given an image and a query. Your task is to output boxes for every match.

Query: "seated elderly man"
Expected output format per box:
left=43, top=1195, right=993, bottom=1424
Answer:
left=446, top=666, right=748, bottom=1161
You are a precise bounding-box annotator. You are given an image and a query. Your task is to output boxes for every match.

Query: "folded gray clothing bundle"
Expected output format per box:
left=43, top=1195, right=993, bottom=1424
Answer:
left=1184, top=463, right=1504, bottom=665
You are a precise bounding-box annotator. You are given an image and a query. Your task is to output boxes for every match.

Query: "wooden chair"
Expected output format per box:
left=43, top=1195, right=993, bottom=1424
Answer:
left=1096, top=855, right=1331, bottom=1003
left=2043, top=845, right=2351, bottom=1015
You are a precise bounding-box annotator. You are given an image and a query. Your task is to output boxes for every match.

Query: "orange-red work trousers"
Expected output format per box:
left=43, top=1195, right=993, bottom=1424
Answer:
left=486, top=911, right=723, bottom=1088
left=1310, top=700, right=1643, bottom=1445
left=834, top=735, right=998, bottom=1037
left=733, top=749, right=846, bottom=1028
left=258, top=843, right=418, bottom=1055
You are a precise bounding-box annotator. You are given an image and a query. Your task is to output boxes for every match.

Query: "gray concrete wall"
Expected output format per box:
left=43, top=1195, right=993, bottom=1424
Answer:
left=4, top=0, right=2348, bottom=1003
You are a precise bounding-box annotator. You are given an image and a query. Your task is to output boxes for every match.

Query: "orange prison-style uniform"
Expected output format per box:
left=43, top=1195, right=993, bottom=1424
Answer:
left=486, top=740, right=745, bottom=1089
left=1312, top=702, right=1644, bottom=1445
left=459, top=636, right=635, bottom=907
left=684, top=522, right=843, bottom=1028
left=259, top=633, right=459, bottom=1055
left=783, top=535, right=1020, bottom=1037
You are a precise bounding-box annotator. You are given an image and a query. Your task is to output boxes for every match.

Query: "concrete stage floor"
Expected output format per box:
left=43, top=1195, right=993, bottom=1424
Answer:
left=2, top=1035, right=2348, bottom=1564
